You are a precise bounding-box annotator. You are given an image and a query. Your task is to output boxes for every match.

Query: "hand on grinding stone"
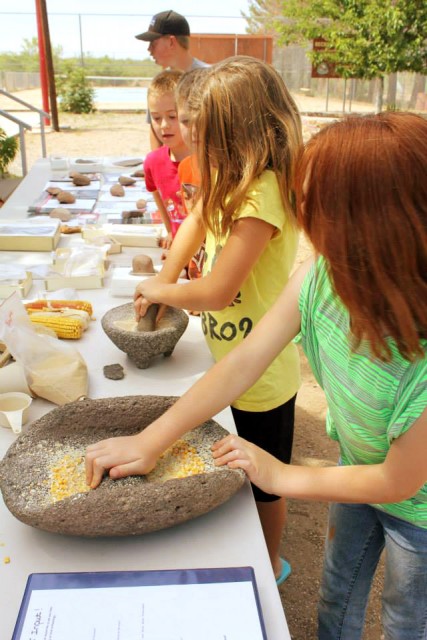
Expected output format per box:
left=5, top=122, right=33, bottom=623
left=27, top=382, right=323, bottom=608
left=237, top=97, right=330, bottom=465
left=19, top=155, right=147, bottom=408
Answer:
left=85, top=434, right=158, bottom=489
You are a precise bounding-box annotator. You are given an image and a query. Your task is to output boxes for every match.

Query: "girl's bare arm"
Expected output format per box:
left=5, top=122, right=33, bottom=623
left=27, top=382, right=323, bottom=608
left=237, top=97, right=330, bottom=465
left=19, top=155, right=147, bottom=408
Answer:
left=137, top=216, right=275, bottom=311
left=213, top=407, right=427, bottom=505
left=86, top=258, right=312, bottom=488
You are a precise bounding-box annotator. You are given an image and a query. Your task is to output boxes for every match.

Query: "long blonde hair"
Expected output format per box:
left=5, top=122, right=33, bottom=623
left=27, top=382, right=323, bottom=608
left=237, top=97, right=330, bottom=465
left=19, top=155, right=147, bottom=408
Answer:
left=188, top=56, right=302, bottom=238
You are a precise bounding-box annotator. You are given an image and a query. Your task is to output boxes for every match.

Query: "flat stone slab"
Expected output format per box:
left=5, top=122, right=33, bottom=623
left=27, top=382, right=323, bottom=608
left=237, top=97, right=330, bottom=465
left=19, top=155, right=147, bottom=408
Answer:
left=103, top=363, right=125, bottom=380
left=0, top=396, right=245, bottom=537
left=102, top=303, right=189, bottom=369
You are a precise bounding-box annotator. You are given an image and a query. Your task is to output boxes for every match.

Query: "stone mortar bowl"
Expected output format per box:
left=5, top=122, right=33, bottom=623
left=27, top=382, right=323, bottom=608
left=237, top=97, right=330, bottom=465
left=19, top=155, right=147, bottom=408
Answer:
left=0, top=396, right=245, bottom=537
left=101, top=302, right=189, bottom=369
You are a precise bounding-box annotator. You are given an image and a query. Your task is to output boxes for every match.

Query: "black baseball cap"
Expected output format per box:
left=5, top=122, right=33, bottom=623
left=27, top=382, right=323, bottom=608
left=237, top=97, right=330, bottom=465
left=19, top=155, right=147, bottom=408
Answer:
left=135, top=10, right=190, bottom=41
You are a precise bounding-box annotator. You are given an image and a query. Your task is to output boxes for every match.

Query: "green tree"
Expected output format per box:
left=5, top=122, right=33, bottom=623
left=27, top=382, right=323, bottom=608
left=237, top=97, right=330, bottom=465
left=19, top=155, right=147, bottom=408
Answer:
left=57, top=66, right=95, bottom=114
left=245, top=0, right=427, bottom=111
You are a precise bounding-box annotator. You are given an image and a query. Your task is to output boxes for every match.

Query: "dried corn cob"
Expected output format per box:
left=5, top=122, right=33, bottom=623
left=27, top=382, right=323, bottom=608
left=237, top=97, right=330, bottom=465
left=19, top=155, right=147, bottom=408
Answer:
left=25, top=299, right=93, bottom=316
left=28, top=314, right=84, bottom=339
left=28, top=308, right=90, bottom=328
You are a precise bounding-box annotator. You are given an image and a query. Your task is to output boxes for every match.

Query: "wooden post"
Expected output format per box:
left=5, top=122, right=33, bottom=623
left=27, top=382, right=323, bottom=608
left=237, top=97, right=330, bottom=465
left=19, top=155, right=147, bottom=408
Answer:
left=38, top=0, right=59, bottom=132
left=35, top=0, right=50, bottom=125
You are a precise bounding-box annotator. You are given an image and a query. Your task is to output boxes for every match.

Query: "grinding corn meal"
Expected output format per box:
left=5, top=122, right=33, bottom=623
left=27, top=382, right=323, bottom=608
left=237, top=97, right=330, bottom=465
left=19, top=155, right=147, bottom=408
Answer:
left=49, top=452, right=91, bottom=503
left=47, top=439, right=206, bottom=503
left=146, top=440, right=206, bottom=482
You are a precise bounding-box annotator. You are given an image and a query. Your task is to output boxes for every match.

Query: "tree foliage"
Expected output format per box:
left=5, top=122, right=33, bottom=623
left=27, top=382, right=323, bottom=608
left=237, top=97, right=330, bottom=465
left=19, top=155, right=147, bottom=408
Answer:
left=57, top=66, right=95, bottom=114
left=0, top=41, right=159, bottom=78
left=245, top=0, right=427, bottom=79
left=0, top=128, right=19, bottom=177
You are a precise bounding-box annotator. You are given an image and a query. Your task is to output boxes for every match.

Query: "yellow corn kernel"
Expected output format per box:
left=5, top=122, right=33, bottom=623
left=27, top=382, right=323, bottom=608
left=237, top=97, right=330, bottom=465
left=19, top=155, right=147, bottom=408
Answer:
left=147, top=439, right=206, bottom=482
left=3, top=556, right=10, bottom=564
left=49, top=452, right=91, bottom=502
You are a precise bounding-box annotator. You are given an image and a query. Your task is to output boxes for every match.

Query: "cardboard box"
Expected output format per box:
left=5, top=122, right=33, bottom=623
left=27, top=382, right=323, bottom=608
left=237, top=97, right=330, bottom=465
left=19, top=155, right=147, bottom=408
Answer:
left=82, top=223, right=162, bottom=247
left=0, top=219, right=61, bottom=251
left=106, top=223, right=163, bottom=248
left=44, top=271, right=105, bottom=291
left=44, top=254, right=105, bottom=291
left=0, top=272, right=33, bottom=299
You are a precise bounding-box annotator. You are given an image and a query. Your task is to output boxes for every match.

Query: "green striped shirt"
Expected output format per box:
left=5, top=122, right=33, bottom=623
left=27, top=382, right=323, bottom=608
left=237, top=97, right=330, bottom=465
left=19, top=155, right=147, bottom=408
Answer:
left=299, top=257, right=427, bottom=528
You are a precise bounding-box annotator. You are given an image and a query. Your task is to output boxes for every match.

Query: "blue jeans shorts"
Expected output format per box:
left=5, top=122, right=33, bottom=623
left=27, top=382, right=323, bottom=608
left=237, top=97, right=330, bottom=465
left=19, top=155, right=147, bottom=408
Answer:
left=318, top=502, right=427, bottom=640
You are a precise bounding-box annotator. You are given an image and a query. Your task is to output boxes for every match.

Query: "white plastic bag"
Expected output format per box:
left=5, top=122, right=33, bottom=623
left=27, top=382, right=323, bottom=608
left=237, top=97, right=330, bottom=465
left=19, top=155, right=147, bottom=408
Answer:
left=0, top=293, right=88, bottom=405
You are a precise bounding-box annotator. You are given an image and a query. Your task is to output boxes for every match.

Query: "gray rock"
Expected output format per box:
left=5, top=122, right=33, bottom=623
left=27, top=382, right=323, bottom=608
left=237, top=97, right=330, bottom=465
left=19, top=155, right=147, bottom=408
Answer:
left=101, top=303, right=189, bottom=369
left=0, top=396, right=245, bottom=537
left=103, top=364, right=125, bottom=380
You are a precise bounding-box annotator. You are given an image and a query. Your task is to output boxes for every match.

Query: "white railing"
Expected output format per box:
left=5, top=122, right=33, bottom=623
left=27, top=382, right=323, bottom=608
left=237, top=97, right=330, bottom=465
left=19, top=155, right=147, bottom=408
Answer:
left=0, top=90, right=50, bottom=176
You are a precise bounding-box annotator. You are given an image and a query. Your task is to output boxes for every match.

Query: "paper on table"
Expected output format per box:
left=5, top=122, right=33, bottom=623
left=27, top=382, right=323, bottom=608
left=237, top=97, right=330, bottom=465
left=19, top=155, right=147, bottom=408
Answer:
left=13, top=568, right=267, bottom=640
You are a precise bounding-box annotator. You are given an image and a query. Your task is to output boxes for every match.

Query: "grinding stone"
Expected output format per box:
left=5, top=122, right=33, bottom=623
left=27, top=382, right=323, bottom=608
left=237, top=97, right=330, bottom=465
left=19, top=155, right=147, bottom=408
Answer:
left=0, top=396, right=245, bottom=537
left=101, top=303, right=189, bottom=369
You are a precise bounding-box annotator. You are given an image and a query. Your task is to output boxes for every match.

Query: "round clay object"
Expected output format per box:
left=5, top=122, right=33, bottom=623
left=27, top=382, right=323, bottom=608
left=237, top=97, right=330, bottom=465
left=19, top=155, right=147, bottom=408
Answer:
left=132, top=254, right=155, bottom=274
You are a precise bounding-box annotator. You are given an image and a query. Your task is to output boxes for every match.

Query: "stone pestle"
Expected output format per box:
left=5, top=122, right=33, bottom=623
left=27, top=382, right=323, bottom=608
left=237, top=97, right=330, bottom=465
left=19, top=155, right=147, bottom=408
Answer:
left=136, top=304, right=159, bottom=332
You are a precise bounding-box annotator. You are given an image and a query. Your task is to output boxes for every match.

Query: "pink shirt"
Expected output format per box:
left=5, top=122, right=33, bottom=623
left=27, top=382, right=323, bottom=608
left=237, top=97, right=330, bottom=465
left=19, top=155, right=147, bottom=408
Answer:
left=144, top=146, right=186, bottom=236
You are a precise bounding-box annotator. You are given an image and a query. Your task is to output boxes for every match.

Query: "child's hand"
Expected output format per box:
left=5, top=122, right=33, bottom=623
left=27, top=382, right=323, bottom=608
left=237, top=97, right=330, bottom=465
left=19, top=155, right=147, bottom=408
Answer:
left=133, top=293, right=152, bottom=320
left=135, top=278, right=168, bottom=305
left=212, top=434, right=284, bottom=496
left=85, top=434, right=158, bottom=489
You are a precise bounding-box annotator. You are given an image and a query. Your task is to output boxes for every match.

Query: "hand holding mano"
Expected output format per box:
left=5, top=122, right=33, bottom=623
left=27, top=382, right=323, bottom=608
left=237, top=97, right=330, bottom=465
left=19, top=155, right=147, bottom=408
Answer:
left=212, top=434, right=284, bottom=496
left=85, top=434, right=158, bottom=489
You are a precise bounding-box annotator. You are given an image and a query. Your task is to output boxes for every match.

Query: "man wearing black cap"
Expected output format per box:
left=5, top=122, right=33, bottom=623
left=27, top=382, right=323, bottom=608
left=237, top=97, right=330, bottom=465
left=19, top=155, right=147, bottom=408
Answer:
left=136, top=10, right=209, bottom=148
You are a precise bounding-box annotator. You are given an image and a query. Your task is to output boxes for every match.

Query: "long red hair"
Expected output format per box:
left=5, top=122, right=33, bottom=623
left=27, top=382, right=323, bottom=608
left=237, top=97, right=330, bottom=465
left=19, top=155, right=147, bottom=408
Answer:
left=296, top=112, right=427, bottom=361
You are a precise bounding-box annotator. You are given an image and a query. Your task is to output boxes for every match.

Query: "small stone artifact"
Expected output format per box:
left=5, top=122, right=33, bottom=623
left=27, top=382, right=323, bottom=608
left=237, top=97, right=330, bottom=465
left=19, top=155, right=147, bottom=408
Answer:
left=136, top=198, right=147, bottom=209
left=71, top=173, right=91, bottom=186
left=0, top=396, right=245, bottom=536
left=118, top=175, right=136, bottom=186
left=101, top=302, right=188, bottom=369
left=136, top=304, right=159, bottom=332
left=46, top=186, right=62, bottom=196
left=103, top=363, right=125, bottom=380
left=49, top=207, right=72, bottom=221
left=110, top=184, right=125, bottom=197
left=56, top=191, right=76, bottom=204
left=131, top=169, right=145, bottom=178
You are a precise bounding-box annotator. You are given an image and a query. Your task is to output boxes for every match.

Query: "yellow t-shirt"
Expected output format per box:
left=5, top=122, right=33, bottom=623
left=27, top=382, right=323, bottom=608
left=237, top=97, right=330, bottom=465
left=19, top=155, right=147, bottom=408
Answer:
left=201, top=170, right=300, bottom=411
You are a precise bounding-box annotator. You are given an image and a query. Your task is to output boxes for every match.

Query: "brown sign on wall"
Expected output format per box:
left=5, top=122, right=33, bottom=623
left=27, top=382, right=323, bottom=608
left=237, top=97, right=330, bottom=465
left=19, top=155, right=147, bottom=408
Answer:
left=311, top=37, right=340, bottom=78
left=189, top=34, right=273, bottom=65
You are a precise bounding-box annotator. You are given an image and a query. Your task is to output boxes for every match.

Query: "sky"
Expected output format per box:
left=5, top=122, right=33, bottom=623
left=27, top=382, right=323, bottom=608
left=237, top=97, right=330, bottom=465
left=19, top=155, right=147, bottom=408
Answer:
left=1, top=1, right=252, bottom=58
